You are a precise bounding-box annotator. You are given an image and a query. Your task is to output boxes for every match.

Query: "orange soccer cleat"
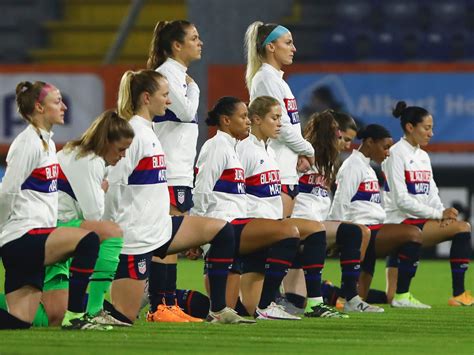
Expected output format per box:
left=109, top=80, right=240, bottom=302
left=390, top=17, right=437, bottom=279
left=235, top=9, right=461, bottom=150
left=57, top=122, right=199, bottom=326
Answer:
left=146, top=304, right=189, bottom=323
left=448, top=291, right=474, bottom=306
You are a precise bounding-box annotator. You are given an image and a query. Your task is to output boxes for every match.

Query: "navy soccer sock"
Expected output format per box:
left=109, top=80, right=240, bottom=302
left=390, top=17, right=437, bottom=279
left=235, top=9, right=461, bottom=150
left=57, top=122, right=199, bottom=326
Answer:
left=176, top=289, right=210, bottom=319
left=336, top=224, right=362, bottom=301
left=164, top=264, right=177, bottom=306
left=68, top=232, right=100, bottom=313
left=450, top=232, right=471, bottom=296
left=396, top=241, right=421, bottom=294
left=206, top=223, right=235, bottom=312
left=148, top=262, right=168, bottom=312
left=301, top=231, right=326, bottom=298
left=258, top=237, right=299, bottom=309
left=0, top=309, right=31, bottom=330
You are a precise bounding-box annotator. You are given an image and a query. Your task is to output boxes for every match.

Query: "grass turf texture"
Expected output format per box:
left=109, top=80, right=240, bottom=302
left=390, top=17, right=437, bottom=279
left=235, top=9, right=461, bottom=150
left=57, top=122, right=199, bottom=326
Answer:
left=0, top=259, right=472, bottom=355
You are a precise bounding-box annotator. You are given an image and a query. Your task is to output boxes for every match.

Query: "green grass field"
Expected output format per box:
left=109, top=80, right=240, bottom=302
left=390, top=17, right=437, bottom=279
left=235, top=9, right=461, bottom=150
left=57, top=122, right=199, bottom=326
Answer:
left=0, top=259, right=472, bottom=355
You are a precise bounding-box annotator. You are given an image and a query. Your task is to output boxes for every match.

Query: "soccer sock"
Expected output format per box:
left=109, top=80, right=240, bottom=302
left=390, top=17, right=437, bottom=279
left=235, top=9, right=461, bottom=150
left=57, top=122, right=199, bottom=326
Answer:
left=386, top=253, right=399, bottom=268
left=176, top=289, right=211, bottom=319
left=450, top=232, right=471, bottom=296
left=148, top=262, right=167, bottom=312
left=206, top=223, right=235, bottom=312
left=336, top=223, right=362, bottom=301
left=258, top=237, right=299, bottom=309
left=285, top=293, right=306, bottom=309
left=164, top=264, right=177, bottom=306
left=0, top=293, right=49, bottom=327
left=86, top=237, right=123, bottom=316
left=365, top=289, right=388, bottom=304
left=0, top=309, right=31, bottom=329
left=68, top=232, right=100, bottom=313
left=103, top=300, right=133, bottom=325
left=301, top=231, right=326, bottom=298
left=396, top=241, right=421, bottom=294
left=320, top=281, right=341, bottom=306
left=234, top=297, right=251, bottom=317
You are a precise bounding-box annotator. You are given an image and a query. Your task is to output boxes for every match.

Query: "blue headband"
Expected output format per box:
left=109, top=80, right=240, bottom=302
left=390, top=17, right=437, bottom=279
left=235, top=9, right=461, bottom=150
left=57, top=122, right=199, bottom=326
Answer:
left=262, top=25, right=290, bottom=47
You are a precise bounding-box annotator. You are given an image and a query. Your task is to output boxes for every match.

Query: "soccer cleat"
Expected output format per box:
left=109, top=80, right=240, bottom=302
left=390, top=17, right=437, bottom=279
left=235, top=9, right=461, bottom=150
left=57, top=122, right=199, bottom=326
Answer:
left=207, top=307, right=256, bottom=324
left=255, top=302, right=301, bottom=320
left=62, top=312, right=113, bottom=330
left=168, top=303, right=203, bottom=322
left=344, top=296, right=385, bottom=313
left=304, top=303, right=349, bottom=318
left=391, top=292, right=431, bottom=309
left=146, top=304, right=189, bottom=323
left=335, top=297, right=345, bottom=311
left=89, top=309, right=132, bottom=326
left=448, top=290, right=474, bottom=306
left=274, top=296, right=305, bottom=315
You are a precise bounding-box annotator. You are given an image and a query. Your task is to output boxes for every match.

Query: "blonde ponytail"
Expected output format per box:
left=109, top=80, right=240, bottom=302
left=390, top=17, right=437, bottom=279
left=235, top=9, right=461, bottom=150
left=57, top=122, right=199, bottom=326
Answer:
left=117, top=71, right=135, bottom=120
left=245, top=21, right=264, bottom=91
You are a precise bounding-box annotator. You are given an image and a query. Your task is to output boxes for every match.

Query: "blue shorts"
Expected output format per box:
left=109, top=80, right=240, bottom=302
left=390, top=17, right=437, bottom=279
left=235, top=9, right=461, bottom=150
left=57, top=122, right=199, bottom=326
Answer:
left=169, top=186, right=194, bottom=213
left=114, top=216, right=184, bottom=280
left=1, top=227, right=55, bottom=293
left=281, top=184, right=299, bottom=199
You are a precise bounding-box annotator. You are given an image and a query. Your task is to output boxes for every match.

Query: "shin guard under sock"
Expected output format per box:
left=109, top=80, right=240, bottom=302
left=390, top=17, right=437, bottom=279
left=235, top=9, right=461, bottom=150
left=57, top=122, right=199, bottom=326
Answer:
left=258, top=237, right=299, bottom=309
left=301, top=231, right=326, bottom=298
left=206, top=223, right=235, bottom=312
left=336, top=224, right=362, bottom=301
left=396, top=241, right=421, bottom=294
left=450, top=232, right=471, bottom=296
left=68, top=232, right=100, bottom=313
left=148, top=262, right=167, bottom=312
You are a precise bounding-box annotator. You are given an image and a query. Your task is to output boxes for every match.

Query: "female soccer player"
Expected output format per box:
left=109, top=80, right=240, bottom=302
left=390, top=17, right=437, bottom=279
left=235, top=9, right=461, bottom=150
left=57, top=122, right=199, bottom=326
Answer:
left=292, top=110, right=383, bottom=312
left=382, top=101, right=472, bottom=306
left=105, top=69, right=252, bottom=324
left=0, top=81, right=102, bottom=330
left=237, top=96, right=346, bottom=318
left=35, top=110, right=135, bottom=328
left=146, top=20, right=203, bottom=322
left=194, top=96, right=312, bottom=321
left=329, top=124, right=429, bottom=308
left=245, top=21, right=315, bottom=303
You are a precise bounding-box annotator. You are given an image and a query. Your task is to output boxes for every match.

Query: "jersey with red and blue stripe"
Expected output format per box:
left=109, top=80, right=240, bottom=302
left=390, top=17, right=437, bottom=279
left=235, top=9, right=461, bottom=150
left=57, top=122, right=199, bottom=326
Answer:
left=104, top=115, right=172, bottom=255
left=292, top=167, right=332, bottom=221
left=328, top=150, right=385, bottom=225
left=0, top=125, right=58, bottom=246
left=191, top=130, right=247, bottom=222
left=382, top=138, right=444, bottom=223
left=237, top=134, right=283, bottom=219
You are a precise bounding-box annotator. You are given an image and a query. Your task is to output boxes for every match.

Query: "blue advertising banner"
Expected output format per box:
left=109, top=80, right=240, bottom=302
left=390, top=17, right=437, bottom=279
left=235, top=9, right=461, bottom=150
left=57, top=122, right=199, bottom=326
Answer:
left=287, top=72, right=474, bottom=142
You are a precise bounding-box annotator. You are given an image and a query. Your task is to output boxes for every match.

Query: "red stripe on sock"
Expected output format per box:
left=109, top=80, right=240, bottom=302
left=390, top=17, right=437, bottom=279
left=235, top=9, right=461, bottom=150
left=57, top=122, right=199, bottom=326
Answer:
left=302, top=264, right=325, bottom=269
left=450, top=259, right=470, bottom=263
left=266, top=258, right=292, bottom=266
left=128, top=255, right=138, bottom=279
left=70, top=266, right=94, bottom=273
left=206, top=258, right=233, bottom=263
left=186, top=290, right=194, bottom=314
left=398, top=254, right=409, bottom=260
left=340, top=259, right=360, bottom=265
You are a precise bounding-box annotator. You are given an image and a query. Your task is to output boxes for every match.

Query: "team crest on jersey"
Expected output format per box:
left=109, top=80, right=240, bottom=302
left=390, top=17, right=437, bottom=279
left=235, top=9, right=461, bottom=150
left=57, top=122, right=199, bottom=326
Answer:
left=138, top=259, right=147, bottom=274
left=177, top=190, right=185, bottom=204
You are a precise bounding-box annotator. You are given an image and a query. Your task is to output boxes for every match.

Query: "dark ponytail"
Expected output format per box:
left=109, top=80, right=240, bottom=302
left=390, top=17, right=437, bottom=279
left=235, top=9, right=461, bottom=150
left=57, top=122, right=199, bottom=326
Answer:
left=357, top=124, right=391, bottom=141
left=392, top=100, right=430, bottom=132
left=206, top=96, right=243, bottom=126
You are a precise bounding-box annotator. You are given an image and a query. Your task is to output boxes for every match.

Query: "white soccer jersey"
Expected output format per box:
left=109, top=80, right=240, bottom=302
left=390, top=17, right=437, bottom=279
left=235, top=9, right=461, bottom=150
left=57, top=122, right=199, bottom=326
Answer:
left=57, top=148, right=107, bottom=222
left=237, top=134, right=283, bottom=219
left=104, top=115, right=172, bottom=255
left=382, top=138, right=444, bottom=223
left=0, top=125, right=58, bottom=246
left=250, top=63, right=314, bottom=185
left=291, top=167, right=332, bottom=221
left=191, top=130, right=246, bottom=221
left=328, top=150, right=385, bottom=225
left=153, top=58, right=199, bottom=187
